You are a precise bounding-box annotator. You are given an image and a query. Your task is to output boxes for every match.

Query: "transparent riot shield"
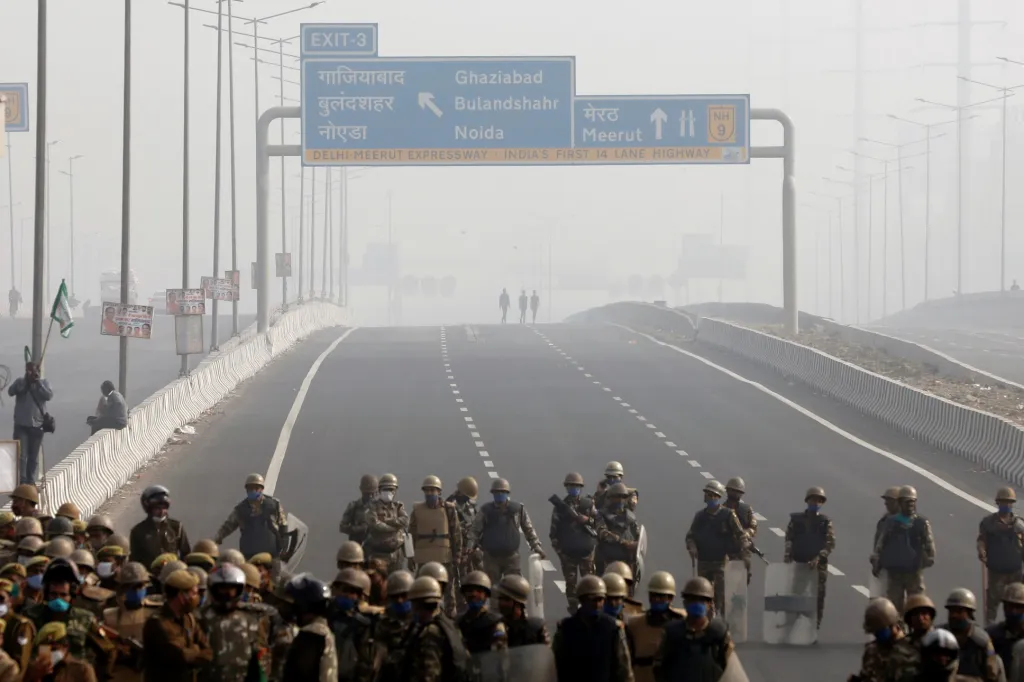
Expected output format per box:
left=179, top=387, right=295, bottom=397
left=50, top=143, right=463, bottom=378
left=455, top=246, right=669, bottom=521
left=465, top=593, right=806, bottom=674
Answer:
left=724, top=560, right=749, bottom=644
left=283, top=513, right=309, bottom=574
left=635, top=525, right=648, bottom=584
left=868, top=569, right=888, bottom=599
left=763, top=563, right=818, bottom=645
left=720, top=650, right=752, bottom=682
left=404, top=533, right=415, bottom=562
left=528, top=553, right=545, bottom=620
left=472, top=644, right=557, bottom=682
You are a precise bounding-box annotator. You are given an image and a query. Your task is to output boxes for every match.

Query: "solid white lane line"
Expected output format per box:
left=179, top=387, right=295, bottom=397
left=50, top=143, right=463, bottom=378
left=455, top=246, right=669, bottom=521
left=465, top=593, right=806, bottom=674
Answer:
left=264, top=327, right=359, bottom=495
left=770, top=527, right=786, bottom=537
left=700, top=472, right=714, bottom=479
left=616, top=324, right=998, bottom=514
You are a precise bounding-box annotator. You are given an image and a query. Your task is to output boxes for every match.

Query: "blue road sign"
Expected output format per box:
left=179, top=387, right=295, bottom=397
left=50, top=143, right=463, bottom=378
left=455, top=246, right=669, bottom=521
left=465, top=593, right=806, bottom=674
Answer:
left=301, top=56, right=575, bottom=166
left=0, top=83, right=30, bottom=133
left=301, top=24, right=378, bottom=57
left=573, top=95, right=750, bottom=164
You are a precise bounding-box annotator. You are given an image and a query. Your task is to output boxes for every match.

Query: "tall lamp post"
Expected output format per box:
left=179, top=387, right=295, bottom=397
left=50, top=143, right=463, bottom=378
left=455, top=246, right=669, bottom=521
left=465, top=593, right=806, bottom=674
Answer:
left=810, top=188, right=846, bottom=321
left=44, top=139, right=59, bottom=304
left=2, top=200, right=21, bottom=301
left=58, top=154, right=84, bottom=299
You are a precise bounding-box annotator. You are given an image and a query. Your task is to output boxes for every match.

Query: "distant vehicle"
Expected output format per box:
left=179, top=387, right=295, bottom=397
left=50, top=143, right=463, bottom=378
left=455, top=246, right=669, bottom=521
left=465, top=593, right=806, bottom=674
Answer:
left=99, top=269, right=138, bottom=305
left=148, top=291, right=167, bottom=314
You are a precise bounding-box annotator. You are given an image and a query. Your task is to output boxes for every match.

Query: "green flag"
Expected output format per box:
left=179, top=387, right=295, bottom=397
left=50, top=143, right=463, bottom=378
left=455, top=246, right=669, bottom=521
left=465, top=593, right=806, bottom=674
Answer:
left=50, top=279, right=74, bottom=338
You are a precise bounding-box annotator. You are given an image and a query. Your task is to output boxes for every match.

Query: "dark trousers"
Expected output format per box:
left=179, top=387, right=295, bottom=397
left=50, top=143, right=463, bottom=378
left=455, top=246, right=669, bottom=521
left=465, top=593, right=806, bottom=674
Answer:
left=13, top=425, right=43, bottom=485
left=89, top=415, right=127, bottom=435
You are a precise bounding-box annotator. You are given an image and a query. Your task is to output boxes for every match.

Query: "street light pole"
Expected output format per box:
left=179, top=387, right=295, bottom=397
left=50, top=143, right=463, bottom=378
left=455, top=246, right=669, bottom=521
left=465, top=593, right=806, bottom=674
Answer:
left=211, top=0, right=224, bottom=351
left=119, top=0, right=132, bottom=396
left=60, top=154, right=83, bottom=297
left=309, top=167, right=316, bottom=299
left=44, top=139, right=59, bottom=305
left=321, top=168, right=330, bottom=298
left=227, top=0, right=239, bottom=335
left=5, top=143, right=15, bottom=297
left=180, top=0, right=191, bottom=378
left=297, top=168, right=304, bottom=303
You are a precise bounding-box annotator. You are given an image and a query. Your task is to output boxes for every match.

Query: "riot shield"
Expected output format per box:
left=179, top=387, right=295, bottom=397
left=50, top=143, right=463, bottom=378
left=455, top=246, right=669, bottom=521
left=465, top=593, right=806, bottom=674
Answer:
left=720, top=651, right=752, bottom=682
left=282, top=513, right=309, bottom=574
left=404, top=532, right=415, bottom=561
left=762, top=562, right=818, bottom=645
left=724, top=560, right=749, bottom=644
left=635, top=525, right=648, bottom=584
left=868, top=569, right=888, bottom=599
left=472, top=644, right=557, bottom=682
left=528, top=553, right=545, bottom=620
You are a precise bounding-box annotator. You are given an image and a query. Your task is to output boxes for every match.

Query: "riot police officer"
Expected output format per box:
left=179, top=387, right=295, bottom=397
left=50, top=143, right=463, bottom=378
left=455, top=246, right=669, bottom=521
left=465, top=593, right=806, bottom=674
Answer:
left=904, top=593, right=938, bottom=647
left=595, top=483, right=642, bottom=576
left=340, top=475, right=379, bottom=544
left=404, top=576, right=470, bottom=681
left=408, top=475, right=462, bottom=606
left=363, top=474, right=409, bottom=574
left=978, top=488, right=1024, bottom=625
left=552, top=575, right=633, bottom=682
left=456, top=571, right=506, bottom=652
left=336, top=542, right=365, bottom=572
left=653, top=577, right=734, bottom=681
left=446, top=477, right=480, bottom=573
left=851, top=598, right=919, bottom=682
left=987, top=583, right=1024, bottom=675
left=282, top=573, right=338, bottom=681
left=872, top=485, right=936, bottom=614
left=602, top=572, right=630, bottom=623
left=495, top=574, right=549, bottom=646
left=470, top=479, right=544, bottom=586
left=374, top=570, right=415, bottom=682
left=213, top=473, right=289, bottom=564
left=550, top=472, right=598, bottom=614
left=330, top=567, right=380, bottom=680
left=784, top=486, right=835, bottom=629
left=594, top=462, right=638, bottom=512
left=605, top=561, right=644, bottom=616
left=938, top=588, right=1005, bottom=682
left=875, top=487, right=901, bottom=547
left=128, top=486, right=191, bottom=570
left=723, top=478, right=758, bottom=581
left=685, top=481, right=748, bottom=617
left=417, top=562, right=455, bottom=618
left=626, top=571, right=683, bottom=682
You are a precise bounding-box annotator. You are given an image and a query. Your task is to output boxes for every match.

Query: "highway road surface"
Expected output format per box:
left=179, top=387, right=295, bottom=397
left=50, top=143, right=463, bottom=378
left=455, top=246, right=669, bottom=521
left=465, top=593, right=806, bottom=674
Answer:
left=0, top=313, right=254, bottom=467
left=99, top=321, right=1011, bottom=681
left=872, top=325, right=1024, bottom=385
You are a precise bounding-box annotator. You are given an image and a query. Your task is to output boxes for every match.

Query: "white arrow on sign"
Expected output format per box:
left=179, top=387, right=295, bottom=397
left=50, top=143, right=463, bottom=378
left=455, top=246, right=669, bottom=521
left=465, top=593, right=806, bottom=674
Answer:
left=651, top=108, right=668, bottom=140
left=418, top=92, right=443, bottom=118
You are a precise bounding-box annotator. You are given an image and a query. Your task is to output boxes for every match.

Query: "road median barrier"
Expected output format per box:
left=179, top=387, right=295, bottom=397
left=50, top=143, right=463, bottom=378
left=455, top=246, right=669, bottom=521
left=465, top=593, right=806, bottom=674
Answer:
left=29, top=302, right=347, bottom=518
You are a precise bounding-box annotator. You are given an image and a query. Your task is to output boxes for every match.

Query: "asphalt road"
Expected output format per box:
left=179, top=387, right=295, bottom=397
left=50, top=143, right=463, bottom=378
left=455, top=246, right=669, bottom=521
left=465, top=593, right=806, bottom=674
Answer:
left=871, top=325, right=1024, bottom=385
left=98, top=322, right=1013, bottom=681
left=0, top=313, right=255, bottom=467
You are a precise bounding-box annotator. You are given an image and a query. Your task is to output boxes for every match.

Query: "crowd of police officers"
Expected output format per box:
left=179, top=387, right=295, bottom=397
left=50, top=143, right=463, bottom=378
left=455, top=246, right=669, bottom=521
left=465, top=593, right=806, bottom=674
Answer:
left=1, top=460, right=1024, bottom=681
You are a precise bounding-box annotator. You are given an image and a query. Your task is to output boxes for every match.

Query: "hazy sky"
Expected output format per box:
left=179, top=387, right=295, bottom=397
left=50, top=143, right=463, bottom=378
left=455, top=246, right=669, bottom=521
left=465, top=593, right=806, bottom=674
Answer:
left=2, top=0, right=1023, bottom=324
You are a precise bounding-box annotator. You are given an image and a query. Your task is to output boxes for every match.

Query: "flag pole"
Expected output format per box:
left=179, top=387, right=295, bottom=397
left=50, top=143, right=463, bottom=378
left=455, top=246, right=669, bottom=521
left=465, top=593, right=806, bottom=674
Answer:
left=39, top=319, right=54, bottom=368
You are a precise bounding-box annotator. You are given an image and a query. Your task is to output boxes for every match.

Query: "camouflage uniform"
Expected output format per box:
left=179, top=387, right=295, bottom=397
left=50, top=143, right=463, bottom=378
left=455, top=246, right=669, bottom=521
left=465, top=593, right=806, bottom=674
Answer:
left=595, top=503, right=642, bottom=578
left=340, top=498, right=374, bottom=546
left=198, top=602, right=271, bottom=682
left=978, top=512, right=1024, bottom=625
left=22, top=602, right=110, bottom=666
left=372, top=612, right=414, bottom=682
left=855, top=635, right=920, bottom=682
left=363, top=499, right=409, bottom=575
left=784, top=509, right=836, bottom=627
left=872, top=515, right=936, bottom=614
left=723, top=496, right=758, bottom=579
left=684, top=506, right=748, bottom=617
left=282, top=616, right=337, bottom=682
left=548, top=493, right=597, bottom=609
left=407, top=614, right=468, bottom=682
left=244, top=602, right=293, bottom=682
left=470, top=500, right=544, bottom=586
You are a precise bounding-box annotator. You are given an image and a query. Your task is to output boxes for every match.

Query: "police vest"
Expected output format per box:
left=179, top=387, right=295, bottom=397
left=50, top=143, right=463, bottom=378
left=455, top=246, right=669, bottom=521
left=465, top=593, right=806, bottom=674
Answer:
left=627, top=611, right=685, bottom=682
left=554, top=613, right=622, bottom=682
left=658, top=618, right=729, bottom=682
left=480, top=502, right=522, bottom=558
left=788, top=512, right=830, bottom=563
left=692, top=509, right=734, bottom=562
left=412, top=503, right=452, bottom=564
left=597, top=510, right=637, bottom=564
left=555, top=496, right=598, bottom=559
left=458, top=609, right=503, bottom=654
left=505, top=617, right=546, bottom=647
left=878, top=516, right=929, bottom=573
left=982, top=514, right=1024, bottom=573
left=234, top=496, right=283, bottom=559
left=937, top=623, right=992, bottom=679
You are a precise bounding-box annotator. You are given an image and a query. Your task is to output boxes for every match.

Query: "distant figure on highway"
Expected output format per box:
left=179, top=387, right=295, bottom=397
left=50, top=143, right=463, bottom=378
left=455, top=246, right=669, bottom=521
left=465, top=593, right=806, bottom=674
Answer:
left=530, top=290, right=540, bottom=323
left=7, top=288, right=21, bottom=318
left=7, top=361, right=53, bottom=486
left=499, top=288, right=511, bottom=324
left=87, top=380, right=128, bottom=435
left=518, top=290, right=528, bottom=324
left=1013, top=280, right=1021, bottom=291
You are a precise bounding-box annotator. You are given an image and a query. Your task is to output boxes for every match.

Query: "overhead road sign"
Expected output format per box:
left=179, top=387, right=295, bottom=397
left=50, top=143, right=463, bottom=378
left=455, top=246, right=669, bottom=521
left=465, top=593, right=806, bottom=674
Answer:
left=300, top=23, right=378, bottom=57
left=0, top=83, right=29, bottom=133
left=573, top=95, right=749, bottom=164
left=301, top=56, right=575, bottom=166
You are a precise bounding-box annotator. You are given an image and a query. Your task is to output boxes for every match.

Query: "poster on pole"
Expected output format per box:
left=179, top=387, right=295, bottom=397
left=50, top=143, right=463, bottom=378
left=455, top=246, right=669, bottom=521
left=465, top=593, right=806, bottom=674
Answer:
left=166, top=289, right=205, bottom=315
left=225, top=270, right=241, bottom=301
left=174, top=314, right=204, bottom=356
left=250, top=263, right=258, bottom=290
left=0, top=441, right=19, bottom=494
left=210, top=278, right=236, bottom=301
left=276, top=253, right=293, bottom=277
left=201, top=276, right=214, bottom=299
left=99, top=303, right=154, bottom=339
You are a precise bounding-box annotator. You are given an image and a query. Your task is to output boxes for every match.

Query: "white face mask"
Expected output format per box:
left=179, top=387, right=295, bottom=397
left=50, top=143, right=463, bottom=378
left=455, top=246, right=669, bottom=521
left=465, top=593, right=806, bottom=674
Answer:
left=381, top=491, right=395, bottom=502
left=96, top=562, right=115, bottom=579
left=16, top=556, right=29, bottom=566
left=0, top=604, right=10, bottom=618
left=50, top=650, right=65, bottom=667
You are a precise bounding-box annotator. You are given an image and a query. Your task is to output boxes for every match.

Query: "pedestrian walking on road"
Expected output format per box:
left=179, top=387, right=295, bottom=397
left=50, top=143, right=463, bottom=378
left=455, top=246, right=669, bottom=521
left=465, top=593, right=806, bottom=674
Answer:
left=7, top=362, right=53, bottom=486
left=530, top=290, right=540, bottom=323
left=499, top=288, right=511, bottom=324
left=518, top=290, right=528, bottom=324
left=86, top=381, right=127, bottom=435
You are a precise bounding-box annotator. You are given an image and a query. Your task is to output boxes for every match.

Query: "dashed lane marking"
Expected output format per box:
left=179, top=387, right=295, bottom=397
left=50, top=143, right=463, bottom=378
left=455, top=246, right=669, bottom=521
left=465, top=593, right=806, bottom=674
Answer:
left=852, top=585, right=871, bottom=598
left=480, top=451, right=489, bottom=457
left=474, top=441, right=485, bottom=447
left=464, top=417, right=473, bottom=422
left=700, top=472, right=714, bottom=479
left=769, top=527, right=786, bottom=537
left=665, top=441, right=677, bottom=447
left=264, top=327, right=359, bottom=495
left=584, top=373, right=592, bottom=378
left=645, top=424, right=657, bottom=429
left=540, top=560, right=556, bottom=572
left=827, top=565, right=845, bottom=576
left=471, top=432, right=480, bottom=438
left=613, top=396, right=622, bottom=401
left=483, top=460, right=494, bottom=468
left=554, top=580, right=567, bottom=594
left=602, top=387, right=611, bottom=391
left=460, top=407, right=469, bottom=412
left=488, top=471, right=500, bottom=479
left=621, top=402, right=631, bottom=407
left=654, top=431, right=666, bottom=438
left=688, top=461, right=701, bottom=468
left=456, top=399, right=464, bottom=403
left=677, top=450, right=688, bottom=456
left=628, top=409, right=638, bottom=414
left=754, top=512, right=767, bottom=521
left=637, top=416, right=647, bottom=422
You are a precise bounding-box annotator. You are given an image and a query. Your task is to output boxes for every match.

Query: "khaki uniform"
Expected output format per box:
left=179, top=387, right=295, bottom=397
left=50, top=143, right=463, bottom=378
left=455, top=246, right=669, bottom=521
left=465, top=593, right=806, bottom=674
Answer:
left=0, top=649, right=17, bottom=682
left=409, top=502, right=462, bottom=609
left=141, top=604, right=214, bottom=682
left=626, top=609, right=685, bottom=682
left=3, top=612, right=36, bottom=674
left=128, top=518, right=191, bottom=570
left=978, top=513, right=1024, bottom=624
left=363, top=500, right=409, bottom=574
left=685, top=507, right=748, bottom=617
left=24, top=657, right=98, bottom=682
left=103, top=599, right=161, bottom=682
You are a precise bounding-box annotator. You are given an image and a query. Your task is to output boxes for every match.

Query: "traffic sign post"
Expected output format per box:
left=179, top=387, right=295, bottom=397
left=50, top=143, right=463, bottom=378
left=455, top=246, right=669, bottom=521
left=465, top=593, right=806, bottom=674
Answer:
left=0, top=83, right=29, bottom=133
left=301, top=23, right=379, bottom=57
left=301, top=56, right=575, bottom=165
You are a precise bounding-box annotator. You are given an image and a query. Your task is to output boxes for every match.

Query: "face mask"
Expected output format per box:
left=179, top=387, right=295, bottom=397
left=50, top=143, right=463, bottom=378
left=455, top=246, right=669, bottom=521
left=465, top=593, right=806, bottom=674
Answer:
left=151, top=513, right=168, bottom=523
left=389, top=600, right=412, bottom=615
left=685, top=603, right=707, bottom=619
left=125, top=588, right=147, bottom=607
left=606, top=477, right=621, bottom=484
left=0, top=604, right=9, bottom=618
left=650, top=602, right=669, bottom=613
left=604, top=603, right=623, bottom=617
left=50, top=650, right=65, bottom=667
left=613, top=500, right=625, bottom=512
left=1008, top=612, right=1024, bottom=624
left=381, top=491, right=395, bottom=503
left=566, top=488, right=581, bottom=497
left=1000, top=505, right=1014, bottom=515
left=580, top=604, right=600, bottom=617
left=467, top=599, right=486, bottom=611
left=97, top=562, right=115, bottom=579
left=240, top=592, right=251, bottom=603
left=335, top=596, right=356, bottom=612
left=893, top=514, right=912, bottom=525
left=17, top=556, right=30, bottom=567
left=26, top=574, right=43, bottom=591
left=949, top=618, right=969, bottom=631
left=875, top=627, right=893, bottom=642
left=706, top=499, right=720, bottom=509
left=425, top=494, right=439, bottom=505
left=9, top=584, right=18, bottom=599
left=493, top=493, right=509, bottom=504
left=47, top=597, right=71, bottom=613
left=246, top=490, right=262, bottom=502
left=807, top=504, right=820, bottom=513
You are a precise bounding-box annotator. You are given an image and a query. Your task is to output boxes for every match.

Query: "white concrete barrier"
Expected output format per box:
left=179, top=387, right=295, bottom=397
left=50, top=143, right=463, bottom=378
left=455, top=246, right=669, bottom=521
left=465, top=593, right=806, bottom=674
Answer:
left=35, top=302, right=347, bottom=518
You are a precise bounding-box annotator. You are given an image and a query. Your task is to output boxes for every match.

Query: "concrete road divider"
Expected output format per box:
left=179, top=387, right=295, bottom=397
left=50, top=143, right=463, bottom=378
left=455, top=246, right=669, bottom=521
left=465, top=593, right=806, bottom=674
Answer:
left=31, top=302, right=347, bottom=519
